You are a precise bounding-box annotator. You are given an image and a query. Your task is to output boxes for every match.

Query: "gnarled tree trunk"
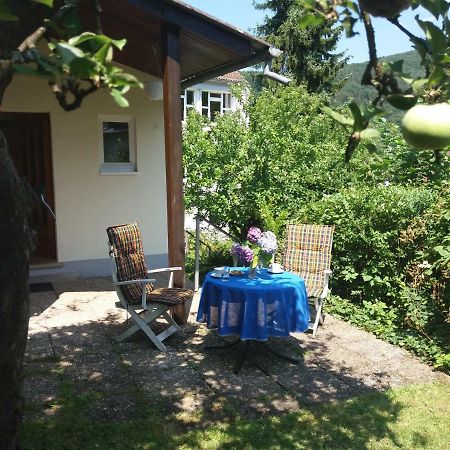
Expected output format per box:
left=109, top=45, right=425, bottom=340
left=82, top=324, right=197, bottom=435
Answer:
left=0, top=130, right=35, bottom=450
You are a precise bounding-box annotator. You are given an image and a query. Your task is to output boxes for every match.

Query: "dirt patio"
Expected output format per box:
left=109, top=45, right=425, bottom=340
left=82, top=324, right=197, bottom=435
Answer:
left=24, top=276, right=448, bottom=424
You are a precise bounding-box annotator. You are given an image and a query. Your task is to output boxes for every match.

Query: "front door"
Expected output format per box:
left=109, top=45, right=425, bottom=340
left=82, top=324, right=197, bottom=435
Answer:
left=0, top=112, right=56, bottom=264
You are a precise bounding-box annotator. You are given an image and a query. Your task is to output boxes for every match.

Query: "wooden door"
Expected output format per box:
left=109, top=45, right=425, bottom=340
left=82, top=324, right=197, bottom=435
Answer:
left=0, top=112, right=56, bottom=263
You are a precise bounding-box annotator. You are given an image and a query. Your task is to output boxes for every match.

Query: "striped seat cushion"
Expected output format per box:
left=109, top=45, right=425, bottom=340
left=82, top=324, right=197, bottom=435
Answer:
left=107, top=222, right=154, bottom=304
left=282, top=224, right=334, bottom=298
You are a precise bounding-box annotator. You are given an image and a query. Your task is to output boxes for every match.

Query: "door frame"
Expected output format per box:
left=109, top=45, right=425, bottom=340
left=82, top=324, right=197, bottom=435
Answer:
left=0, top=112, right=57, bottom=262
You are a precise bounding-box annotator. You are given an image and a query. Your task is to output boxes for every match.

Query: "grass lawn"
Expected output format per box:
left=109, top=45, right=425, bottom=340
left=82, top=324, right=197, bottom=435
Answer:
left=21, top=382, right=449, bottom=449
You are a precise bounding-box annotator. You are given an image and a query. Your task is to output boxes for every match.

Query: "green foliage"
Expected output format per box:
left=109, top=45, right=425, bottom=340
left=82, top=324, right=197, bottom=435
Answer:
left=183, top=85, right=349, bottom=239
left=0, top=0, right=142, bottom=109
left=295, top=185, right=435, bottom=300
left=183, top=82, right=449, bottom=368
left=295, top=183, right=449, bottom=370
left=255, top=0, right=346, bottom=92
left=334, top=51, right=424, bottom=123
left=185, top=233, right=234, bottom=283
left=296, top=0, right=450, bottom=159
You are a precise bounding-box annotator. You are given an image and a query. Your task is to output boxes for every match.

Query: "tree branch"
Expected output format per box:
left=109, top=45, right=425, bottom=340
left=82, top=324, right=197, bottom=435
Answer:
left=18, top=26, right=46, bottom=52
left=388, top=16, right=426, bottom=46
left=361, top=11, right=381, bottom=86
left=51, top=80, right=99, bottom=111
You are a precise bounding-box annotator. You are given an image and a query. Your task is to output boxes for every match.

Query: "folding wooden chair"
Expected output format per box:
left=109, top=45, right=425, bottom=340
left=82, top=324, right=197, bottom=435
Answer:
left=107, top=222, right=193, bottom=352
left=282, top=224, right=335, bottom=337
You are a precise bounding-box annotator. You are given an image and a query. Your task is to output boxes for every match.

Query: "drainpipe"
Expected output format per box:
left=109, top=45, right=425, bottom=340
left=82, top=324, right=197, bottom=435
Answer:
left=263, top=47, right=291, bottom=85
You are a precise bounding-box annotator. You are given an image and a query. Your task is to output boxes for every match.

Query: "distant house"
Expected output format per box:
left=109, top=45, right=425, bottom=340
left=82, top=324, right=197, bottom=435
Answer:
left=1, top=0, right=278, bottom=292
left=181, top=71, right=243, bottom=121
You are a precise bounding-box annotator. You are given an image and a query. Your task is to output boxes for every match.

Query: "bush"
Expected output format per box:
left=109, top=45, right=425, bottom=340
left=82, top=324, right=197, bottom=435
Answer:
left=295, top=184, right=449, bottom=370
left=295, top=184, right=435, bottom=302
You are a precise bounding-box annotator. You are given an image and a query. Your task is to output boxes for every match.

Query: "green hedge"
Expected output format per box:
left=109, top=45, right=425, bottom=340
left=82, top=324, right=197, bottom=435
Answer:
left=294, top=184, right=449, bottom=370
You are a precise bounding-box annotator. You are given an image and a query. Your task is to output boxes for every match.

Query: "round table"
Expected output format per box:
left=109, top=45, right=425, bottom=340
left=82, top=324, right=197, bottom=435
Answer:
left=197, top=268, right=309, bottom=341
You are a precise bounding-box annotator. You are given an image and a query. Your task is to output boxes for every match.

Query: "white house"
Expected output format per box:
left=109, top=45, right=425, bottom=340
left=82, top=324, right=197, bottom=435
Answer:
left=0, top=0, right=277, bottom=301
left=181, top=71, right=243, bottom=121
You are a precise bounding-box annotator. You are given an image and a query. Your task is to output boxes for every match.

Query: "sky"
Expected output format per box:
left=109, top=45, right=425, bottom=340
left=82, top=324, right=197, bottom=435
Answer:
left=183, top=0, right=428, bottom=63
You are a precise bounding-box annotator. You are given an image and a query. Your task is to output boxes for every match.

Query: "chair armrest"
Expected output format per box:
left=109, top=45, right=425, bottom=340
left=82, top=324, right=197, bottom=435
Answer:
left=115, top=279, right=156, bottom=286
left=147, top=267, right=182, bottom=274
left=320, top=270, right=332, bottom=299
left=115, top=278, right=157, bottom=310
left=147, top=267, right=182, bottom=288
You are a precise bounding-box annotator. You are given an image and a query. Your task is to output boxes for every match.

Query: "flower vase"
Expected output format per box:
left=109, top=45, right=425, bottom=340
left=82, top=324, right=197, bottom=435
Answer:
left=248, top=254, right=258, bottom=279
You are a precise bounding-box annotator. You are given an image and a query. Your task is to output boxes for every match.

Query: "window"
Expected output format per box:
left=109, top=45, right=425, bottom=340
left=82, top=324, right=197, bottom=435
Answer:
left=99, top=116, right=136, bottom=173
left=181, top=89, right=195, bottom=121
left=201, top=91, right=233, bottom=120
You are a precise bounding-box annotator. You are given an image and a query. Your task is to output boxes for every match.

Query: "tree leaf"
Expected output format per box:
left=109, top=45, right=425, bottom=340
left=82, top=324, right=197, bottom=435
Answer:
left=362, top=104, right=384, bottom=121
left=427, top=65, right=445, bottom=86
left=419, top=0, right=449, bottom=19
left=385, top=59, right=404, bottom=74
left=69, top=57, right=97, bottom=79
left=386, top=94, right=418, bottom=110
left=68, top=32, right=109, bottom=47
left=342, top=13, right=358, bottom=38
left=111, top=39, right=127, bottom=50
left=412, top=78, right=428, bottom=94
left=322, top=106, right=353, bottom=126
left=360, top=128, right=380, bottom=140
left=417, top=20, right=447, bottom=56
left=111, top=72, right=143, bottom=87
left=348, top=101, right=364, bottom=131
left=30, top=0, right=54, bottom=7
left=110, top=89, right=129, bottom=107
left=55, top=43, right=85, bottom=65
left=94, top=42, right=111, bottom=62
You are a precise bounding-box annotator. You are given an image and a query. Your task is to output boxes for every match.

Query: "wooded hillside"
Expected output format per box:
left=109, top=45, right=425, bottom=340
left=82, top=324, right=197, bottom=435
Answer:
left=334, top=50, right=424, bottom=121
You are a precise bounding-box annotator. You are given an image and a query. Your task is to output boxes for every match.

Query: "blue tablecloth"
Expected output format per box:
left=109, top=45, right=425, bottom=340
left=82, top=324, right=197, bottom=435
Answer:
left=197, top=268, right=309, bottom=340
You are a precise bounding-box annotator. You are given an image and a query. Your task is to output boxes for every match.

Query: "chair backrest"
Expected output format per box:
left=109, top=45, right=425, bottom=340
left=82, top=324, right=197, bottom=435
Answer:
left=106, top=222, right=153, bottom=303
left=282, top=224, right=335, bottom=297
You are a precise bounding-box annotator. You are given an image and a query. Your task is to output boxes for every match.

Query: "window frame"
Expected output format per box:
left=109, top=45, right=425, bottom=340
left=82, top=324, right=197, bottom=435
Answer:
left=181, top=89, right=195, bottom=121
left=201, top=90, right=233, bottom=120
left=99, top=115, right=137, bottom=174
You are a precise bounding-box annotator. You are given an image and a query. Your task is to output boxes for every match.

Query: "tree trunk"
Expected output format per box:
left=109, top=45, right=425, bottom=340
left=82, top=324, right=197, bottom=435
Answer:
left=0, top=130, right=35, bottom=450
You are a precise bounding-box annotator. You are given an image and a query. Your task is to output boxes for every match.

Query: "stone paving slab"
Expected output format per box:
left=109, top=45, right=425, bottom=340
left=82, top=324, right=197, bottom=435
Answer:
left=24, top=276, right=449, bottom=424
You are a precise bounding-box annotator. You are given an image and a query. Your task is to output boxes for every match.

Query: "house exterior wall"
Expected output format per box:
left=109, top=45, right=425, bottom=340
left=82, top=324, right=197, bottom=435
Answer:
left=2, top=68, right=169, bottom=276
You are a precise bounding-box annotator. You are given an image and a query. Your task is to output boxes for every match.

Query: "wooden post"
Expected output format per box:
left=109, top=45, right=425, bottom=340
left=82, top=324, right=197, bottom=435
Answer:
left=162, top=24, right=187, bottom=322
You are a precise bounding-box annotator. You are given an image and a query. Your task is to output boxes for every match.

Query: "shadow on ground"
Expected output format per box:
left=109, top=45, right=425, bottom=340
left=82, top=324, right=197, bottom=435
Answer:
left=21, top=277, right=448, bottom=449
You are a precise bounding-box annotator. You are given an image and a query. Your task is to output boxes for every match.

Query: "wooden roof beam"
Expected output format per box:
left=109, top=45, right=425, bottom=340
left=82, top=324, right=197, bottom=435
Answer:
left=128, top=0, right=259, bottom=56
left=180, top=48, right=273, bottom=90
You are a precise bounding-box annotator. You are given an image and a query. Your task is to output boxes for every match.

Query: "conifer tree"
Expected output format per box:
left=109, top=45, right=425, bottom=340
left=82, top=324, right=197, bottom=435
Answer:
left=255, top=0, right=346, bottom=92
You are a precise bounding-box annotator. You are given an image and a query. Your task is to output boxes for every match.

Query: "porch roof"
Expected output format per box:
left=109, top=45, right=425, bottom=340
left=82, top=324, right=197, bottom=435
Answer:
left=87, top=0, right=275, bottom=87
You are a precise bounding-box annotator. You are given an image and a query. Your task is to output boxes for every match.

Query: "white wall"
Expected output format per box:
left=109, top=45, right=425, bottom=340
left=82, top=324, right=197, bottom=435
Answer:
left=1, top=67, right=168, bottom=267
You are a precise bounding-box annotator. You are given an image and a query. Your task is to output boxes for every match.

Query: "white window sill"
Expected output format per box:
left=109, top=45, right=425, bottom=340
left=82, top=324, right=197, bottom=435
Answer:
left=99, top=170, right=139, bottom=176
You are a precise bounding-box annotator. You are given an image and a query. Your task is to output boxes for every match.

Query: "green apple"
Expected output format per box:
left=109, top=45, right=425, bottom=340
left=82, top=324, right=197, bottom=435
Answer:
left=401, top=103, right=450, bottom=150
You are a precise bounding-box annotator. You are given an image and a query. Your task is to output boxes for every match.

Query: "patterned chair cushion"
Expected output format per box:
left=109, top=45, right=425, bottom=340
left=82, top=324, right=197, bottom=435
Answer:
left=107, top=222, right=154, bottom=303
left=107, top=222, right=193, bottom=307
left=282, top=224, right=334, bottom=298
left=146, top=287, right=193, bottom=306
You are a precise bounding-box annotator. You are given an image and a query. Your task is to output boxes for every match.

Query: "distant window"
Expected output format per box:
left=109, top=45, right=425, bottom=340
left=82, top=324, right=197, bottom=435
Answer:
left=99, top=116, right=136, bottom=173
left=181, top=89, right=195, bottom=120
left=201, top=91, right=233, bottom=120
